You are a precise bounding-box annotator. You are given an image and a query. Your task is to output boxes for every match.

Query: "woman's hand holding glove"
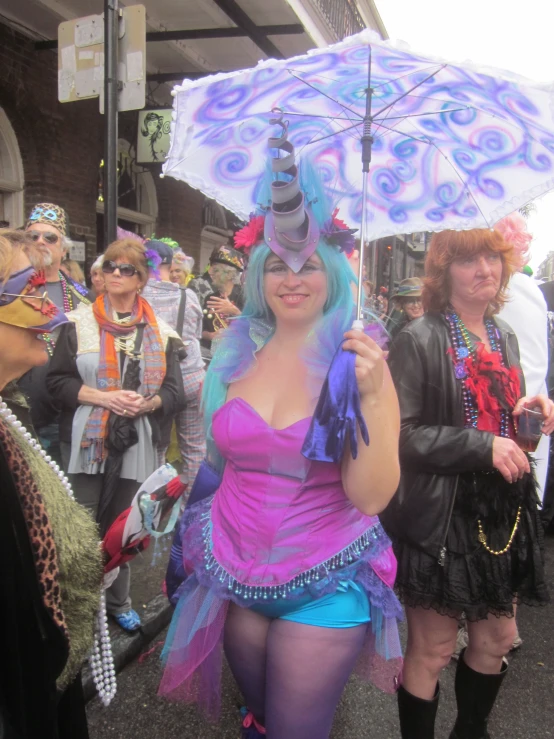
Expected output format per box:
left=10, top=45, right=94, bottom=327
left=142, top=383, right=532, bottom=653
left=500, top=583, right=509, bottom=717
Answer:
left=342, top=329, right=385, bottom=401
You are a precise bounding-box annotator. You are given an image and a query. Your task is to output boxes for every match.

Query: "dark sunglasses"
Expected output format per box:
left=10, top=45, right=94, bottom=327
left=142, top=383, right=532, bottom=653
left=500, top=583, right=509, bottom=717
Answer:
left=102, top=260, right=138, bottom=277
left=27, top=230, right=60, bottom=245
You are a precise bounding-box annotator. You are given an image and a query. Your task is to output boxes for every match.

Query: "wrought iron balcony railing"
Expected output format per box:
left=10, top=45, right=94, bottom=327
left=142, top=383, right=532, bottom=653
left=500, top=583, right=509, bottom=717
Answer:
left=312, top=0, right=366, bottom=40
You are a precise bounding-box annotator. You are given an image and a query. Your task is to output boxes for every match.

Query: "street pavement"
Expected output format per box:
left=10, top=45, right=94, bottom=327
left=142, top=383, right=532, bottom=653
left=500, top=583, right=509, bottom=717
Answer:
left=87, top=536, right=554, bottom=738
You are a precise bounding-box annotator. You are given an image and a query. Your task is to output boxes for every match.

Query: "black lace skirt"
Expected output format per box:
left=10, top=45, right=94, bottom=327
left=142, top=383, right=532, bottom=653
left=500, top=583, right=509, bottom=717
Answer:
left=393, top=471, right=550, bottom=621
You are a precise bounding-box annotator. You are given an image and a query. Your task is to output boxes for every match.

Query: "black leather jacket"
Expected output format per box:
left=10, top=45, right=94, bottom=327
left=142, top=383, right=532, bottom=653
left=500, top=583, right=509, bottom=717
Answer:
left=380, top=312, right=523, bottom=562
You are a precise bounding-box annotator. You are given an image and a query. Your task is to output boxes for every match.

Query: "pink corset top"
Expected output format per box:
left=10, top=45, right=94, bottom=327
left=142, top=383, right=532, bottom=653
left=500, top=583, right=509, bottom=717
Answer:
left=209, top=397, right=378, bottom=589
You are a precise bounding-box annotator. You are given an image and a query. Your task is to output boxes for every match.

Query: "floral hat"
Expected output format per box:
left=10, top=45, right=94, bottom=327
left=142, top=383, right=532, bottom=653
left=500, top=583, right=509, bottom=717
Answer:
left=209, top=245, right=245, bottom=272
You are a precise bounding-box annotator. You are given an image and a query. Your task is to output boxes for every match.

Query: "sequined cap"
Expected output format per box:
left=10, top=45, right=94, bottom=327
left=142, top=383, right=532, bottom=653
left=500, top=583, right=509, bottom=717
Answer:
left=26, top=203, right=69, bottom=236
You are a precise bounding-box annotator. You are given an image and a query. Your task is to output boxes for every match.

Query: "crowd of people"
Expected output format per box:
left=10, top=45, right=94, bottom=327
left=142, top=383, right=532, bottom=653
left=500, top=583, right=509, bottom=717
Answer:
left=1, top=144, right=553, bottom=739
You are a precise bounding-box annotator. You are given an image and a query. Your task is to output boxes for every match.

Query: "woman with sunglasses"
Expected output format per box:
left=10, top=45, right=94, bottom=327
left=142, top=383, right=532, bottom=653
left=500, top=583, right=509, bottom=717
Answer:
left=0, top=229, right=103, bottom=738
left=47, top=238, right=184, bottom=633
left=19, top=203, right=92, bottom=467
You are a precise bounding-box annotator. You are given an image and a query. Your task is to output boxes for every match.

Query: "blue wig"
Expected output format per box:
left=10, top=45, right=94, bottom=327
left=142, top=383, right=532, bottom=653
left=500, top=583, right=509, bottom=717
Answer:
left=201, top=151, right=362, bottom=470
left=202, top=238, right=357, bottom=471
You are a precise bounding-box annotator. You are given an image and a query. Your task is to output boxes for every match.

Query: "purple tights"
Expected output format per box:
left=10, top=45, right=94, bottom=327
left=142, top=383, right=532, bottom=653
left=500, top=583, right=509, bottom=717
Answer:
left=224, top=603, right=367, bottom=738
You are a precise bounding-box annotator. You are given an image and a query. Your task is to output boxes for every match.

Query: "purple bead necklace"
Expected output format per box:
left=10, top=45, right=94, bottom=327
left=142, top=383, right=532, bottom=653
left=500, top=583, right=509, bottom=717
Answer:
left=445, top=309, right=510, bottom=438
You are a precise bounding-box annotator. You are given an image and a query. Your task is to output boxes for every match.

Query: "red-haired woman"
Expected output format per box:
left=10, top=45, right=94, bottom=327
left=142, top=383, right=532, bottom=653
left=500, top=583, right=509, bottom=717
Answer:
left=382, top=229, right=552, bottom=739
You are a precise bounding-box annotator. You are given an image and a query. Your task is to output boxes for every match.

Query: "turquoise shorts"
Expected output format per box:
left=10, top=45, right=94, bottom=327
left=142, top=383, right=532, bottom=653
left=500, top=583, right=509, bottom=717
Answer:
left=250, top=581, right=370, bottom=628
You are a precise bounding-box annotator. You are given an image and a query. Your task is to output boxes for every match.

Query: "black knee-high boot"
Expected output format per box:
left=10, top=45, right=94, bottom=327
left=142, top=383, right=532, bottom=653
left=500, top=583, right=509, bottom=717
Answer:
left=449, top=650, right=507, bottom=739
left=397, top=683, right=439, bottom=738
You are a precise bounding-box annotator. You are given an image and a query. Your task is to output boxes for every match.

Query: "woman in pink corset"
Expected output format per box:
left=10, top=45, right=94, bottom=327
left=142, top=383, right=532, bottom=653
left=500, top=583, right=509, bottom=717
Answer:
left=160, top=123, right=402, bottom=738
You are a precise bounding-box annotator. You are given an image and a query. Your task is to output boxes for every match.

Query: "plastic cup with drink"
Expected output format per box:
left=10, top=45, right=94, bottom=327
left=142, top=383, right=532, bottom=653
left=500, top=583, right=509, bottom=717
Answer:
left=516, top=406, right=544, bottom=452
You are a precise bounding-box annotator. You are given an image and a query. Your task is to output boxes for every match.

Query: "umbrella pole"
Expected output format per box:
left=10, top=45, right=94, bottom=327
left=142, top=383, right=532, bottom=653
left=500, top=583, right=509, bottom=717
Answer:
left=355, top=170, right=370, bottom=325
left=354, top=46, right=374, bottom=328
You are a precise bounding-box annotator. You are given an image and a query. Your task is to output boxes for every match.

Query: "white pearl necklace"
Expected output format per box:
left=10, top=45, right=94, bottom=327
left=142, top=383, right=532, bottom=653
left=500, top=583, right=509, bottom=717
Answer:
left=90, top=592, right=117, bottom=706
left=0, top=397, right=117, bottom=706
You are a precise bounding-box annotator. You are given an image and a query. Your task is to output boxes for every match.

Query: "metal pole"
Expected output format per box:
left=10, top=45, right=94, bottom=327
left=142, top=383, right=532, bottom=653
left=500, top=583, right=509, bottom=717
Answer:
left=355, top=46, right=374, bottom=325
left=356, top=171, right=370, bottom=324
left=104, top=0, right=119, bottom=247
left=388, top=235, right=397, bottom=297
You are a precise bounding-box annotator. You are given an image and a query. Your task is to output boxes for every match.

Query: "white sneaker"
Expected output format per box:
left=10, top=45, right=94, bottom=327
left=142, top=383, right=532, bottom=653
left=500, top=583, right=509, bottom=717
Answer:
left=452, top=626, right=469, bottom=661
left=510, top=633, right=523, bottom=651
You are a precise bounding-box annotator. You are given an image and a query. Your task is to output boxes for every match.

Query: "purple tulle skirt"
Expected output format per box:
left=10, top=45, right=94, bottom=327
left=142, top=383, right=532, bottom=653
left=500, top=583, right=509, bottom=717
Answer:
left=158, top=497, right=404, bottom=719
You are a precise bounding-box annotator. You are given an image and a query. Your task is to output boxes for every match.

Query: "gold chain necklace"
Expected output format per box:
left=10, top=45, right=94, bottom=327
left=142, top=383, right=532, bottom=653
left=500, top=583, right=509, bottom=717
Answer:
left=477, top=506, right=522, bottom=556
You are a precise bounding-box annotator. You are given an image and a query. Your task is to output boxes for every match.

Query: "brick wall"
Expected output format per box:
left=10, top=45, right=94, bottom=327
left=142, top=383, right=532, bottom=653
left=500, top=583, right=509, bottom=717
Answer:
left=0, top=22, right=206, bottom=273
left=156, top=177, right=205, bottom=267
left=0, top=23, right=102, bottom=262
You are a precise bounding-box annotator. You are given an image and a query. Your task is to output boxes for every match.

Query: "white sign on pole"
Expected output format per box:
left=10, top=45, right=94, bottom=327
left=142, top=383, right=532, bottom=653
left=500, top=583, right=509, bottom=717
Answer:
left=68, top=241, right=86, bottom=263
left=75, top=16, right=104, bottom=48
left=58, top=5, right=146, bottom=112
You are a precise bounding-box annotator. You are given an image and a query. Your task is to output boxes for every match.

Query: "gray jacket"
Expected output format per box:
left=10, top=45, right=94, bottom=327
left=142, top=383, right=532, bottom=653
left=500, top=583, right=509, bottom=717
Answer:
left=142, top=279, right=204, bottom=374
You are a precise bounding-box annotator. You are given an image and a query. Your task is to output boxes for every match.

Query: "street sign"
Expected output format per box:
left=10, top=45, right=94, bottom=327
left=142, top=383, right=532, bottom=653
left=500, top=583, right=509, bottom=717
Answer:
left=58, top=4, right=146, bottom=112
left=68, top=240, right=86, bottom=263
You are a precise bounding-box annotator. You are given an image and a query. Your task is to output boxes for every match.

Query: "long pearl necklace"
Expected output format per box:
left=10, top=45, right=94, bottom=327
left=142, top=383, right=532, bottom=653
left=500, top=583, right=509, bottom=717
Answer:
left=0, top=397, right=117, bottom=706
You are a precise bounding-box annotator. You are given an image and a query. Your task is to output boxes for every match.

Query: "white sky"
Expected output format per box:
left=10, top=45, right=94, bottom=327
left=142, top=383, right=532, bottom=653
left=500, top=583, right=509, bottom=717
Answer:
left=378, top=0, right=554, bottom=270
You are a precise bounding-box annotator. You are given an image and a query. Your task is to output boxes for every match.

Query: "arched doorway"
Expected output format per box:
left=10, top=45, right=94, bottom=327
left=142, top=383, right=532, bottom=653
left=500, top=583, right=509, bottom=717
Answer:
left=96, top=139, right=158, bottom=251
left=0, top=108, right=24, bottom=228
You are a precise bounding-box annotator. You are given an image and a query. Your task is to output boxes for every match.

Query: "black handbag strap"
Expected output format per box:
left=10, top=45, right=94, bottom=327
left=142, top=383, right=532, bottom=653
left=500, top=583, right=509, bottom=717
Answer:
left=132, top=324, right=146, bottom=357
left=176, top=286, right=187, bottom=337
left=120, top=323, right=146, bottom=389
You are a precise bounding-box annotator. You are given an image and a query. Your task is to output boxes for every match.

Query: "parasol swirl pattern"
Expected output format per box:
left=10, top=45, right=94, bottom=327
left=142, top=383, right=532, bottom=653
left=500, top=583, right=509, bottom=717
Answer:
left=164, top=29, right=554, bottom=238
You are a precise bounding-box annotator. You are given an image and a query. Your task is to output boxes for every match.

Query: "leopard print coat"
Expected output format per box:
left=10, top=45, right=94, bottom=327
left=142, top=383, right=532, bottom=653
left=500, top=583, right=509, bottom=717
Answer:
left=0, top=418, right=67, bottom=639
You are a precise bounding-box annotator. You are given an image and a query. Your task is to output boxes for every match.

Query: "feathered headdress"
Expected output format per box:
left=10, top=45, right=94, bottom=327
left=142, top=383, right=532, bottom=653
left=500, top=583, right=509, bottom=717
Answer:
left=116, top=226, right=145, bottom=244
left=153, top=236, right=180, bottom=250
left=144, top=248, right=163, bottom=279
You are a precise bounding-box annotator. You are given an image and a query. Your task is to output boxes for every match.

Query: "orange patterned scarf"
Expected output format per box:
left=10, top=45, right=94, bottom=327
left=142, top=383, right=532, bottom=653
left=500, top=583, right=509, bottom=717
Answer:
left=81, top=294, right=166, bottom=464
